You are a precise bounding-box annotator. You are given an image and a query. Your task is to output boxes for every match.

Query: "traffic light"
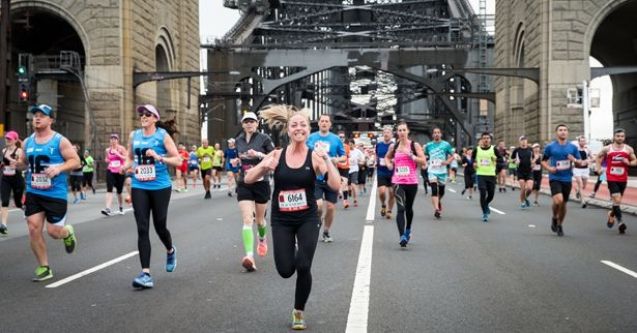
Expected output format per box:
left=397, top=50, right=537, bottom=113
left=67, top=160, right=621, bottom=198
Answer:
left=19, top=83, right=29, bottom=102
left=17, top=65, right=27, bottom=77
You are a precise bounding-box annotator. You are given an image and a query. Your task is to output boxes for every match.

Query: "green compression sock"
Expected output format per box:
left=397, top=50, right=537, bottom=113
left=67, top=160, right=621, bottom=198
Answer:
left=257, top=224, right=267, bottom=239
left=242, top=225, right=254, bottom=257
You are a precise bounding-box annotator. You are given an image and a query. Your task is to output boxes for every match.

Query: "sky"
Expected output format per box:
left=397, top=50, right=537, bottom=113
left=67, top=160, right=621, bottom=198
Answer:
left=199, top=0, right=611, bottom=140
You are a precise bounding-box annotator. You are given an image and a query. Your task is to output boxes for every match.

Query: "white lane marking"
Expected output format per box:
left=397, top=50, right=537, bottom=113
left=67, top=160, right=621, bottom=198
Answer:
left=365, top=174, right=378, bottom=222
left=601, top=260, right=637, bottom=279
left=448, top=188, right=457, bottom=193
left=528, top=224, right=536, bottom=228
left=345, top=224, right=374, bottom=333
left=489, top=206, right=506, bottom=215
left=45, top=251, right=139, bottom=288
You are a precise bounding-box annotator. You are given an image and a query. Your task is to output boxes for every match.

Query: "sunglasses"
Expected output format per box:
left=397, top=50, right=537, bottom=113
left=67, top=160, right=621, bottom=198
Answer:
left=4, top=137, right=13, bottom=140
left=242, top=119, right=257, bottom=124
left=138, top=111, right=154, bottom=118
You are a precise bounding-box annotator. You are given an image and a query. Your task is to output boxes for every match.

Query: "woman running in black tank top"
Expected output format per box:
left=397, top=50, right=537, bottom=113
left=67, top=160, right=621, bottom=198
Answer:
left=0, top=131, right=24, bottom=235
left=245, top=106, right=340, bottom=330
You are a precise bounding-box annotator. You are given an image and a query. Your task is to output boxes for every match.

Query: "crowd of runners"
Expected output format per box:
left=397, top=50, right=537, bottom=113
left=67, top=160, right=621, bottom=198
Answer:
left=1, top=102, right=634, bottom=330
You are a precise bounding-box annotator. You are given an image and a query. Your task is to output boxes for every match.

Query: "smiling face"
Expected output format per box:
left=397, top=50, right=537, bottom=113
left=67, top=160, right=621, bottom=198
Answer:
left=138, top=109, right=157, bottom=128
left=288, top=114, right=310, bottom=143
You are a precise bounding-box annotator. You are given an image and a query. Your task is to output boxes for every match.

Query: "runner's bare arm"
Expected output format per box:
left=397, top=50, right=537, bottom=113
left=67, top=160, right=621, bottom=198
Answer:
left=595, top=146, right=609, bottom=173
left=45, top=137, right=81, bottom=178
left=15, top=139, right=28, bottom=170
left=245, top=149, right=281, bottom=184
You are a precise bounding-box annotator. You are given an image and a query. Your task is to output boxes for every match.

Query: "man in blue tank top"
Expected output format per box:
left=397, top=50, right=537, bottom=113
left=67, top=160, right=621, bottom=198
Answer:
left=17, top=104, right=81, bottom=282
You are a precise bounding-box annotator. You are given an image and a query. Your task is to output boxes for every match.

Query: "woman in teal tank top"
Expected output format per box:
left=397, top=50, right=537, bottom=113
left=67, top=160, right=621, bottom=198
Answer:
left=121, top=104, right=183, bottom=289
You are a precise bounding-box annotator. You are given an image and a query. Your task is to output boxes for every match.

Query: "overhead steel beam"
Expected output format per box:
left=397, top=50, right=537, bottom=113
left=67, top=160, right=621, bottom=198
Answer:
left=590, top=66, right=637, bottom=80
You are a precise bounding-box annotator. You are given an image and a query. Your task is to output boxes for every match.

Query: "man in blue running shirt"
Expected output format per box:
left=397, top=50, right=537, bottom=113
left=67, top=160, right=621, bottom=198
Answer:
left=541, top=124, right=584, bottom=237
left=424, top=128, right=455, bottom=219
left=17, top=104, right=81, bottom=282
left=375, top=127, right=395, bottom=219
left=307, top=114, right=345, bottom=242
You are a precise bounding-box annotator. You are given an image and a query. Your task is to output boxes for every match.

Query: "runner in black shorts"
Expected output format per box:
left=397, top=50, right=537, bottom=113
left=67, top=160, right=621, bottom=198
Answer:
left=511, top=136, right=534, bottom=209
left=496, top=141, right=508, bottom=192
left=375, top=127, right=395, bottom=217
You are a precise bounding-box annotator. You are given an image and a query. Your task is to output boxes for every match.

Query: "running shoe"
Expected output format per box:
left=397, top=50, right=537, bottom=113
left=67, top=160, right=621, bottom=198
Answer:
left=618, top=222, right=627, bottom=234
left=582, top=202, right=587, bottom=209
left=0, top=224, right=7, bottom=235
left=399, top=235, right=408, bottom=247
left=322, top=231, right=333, bottom=243
left=404, top=228, right=411, bottom=241
left=354, top=200, right=358, bottom=207
left=385, top=211, right=392, bottom=220
left=551, top=217, right=558, bottom=233
left=482, top=213, right=488, bottom=223
left=525, top=199, right=531, bottom=207
left=204, top=191, right=211, bottom=199
left=343, top=200, right=350, bottom=209
left=132, top=272, right=154, bottom=289
left=607, top=211, right=615, bottom=229
left=291, top=310, right=306, bottom=330
left=32, top=265, right=53, bottom=282
left=461, top=189, right=466, bottom=195
left=118, top=207, right=124, bottom=215
left=242, top=256, right=257, bottom=272
left=380, top=205, right=386, bottom=217
left=166, top=246, right=177, bottom=272
left=227, top=192, right=232, bottom=197
left=101, top=208, right=112, bottom=216
left=63, top=225, right=77, bottom=254
left=575, top=191, right=581, bottom=200
left=257, top=237, right=268, bottom=257
left=520, top=203, right=526, bottom=210
left=557, top=225, right=564, bottom=237
left=434, top=210, right=441, bottom=219
left=533, top=201, right=539, bottom=207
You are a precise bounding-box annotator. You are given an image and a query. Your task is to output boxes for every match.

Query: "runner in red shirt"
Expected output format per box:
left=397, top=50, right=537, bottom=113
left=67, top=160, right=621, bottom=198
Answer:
left=596, top=128, right=637, bottom=234
left=176, top=143, right=190, bottom=192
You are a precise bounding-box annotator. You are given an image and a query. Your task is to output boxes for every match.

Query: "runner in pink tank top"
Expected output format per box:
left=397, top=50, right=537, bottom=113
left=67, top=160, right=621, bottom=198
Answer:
left=385, top=122, right=427, bottom=248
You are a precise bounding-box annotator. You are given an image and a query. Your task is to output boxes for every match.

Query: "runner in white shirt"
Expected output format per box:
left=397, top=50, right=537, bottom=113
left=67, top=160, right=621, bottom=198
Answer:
left=347, top=140, right=365, bottom=207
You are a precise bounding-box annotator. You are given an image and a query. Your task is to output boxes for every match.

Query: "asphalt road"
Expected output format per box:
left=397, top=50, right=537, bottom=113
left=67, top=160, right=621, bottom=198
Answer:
left=0, top=178, right=635, bottom=332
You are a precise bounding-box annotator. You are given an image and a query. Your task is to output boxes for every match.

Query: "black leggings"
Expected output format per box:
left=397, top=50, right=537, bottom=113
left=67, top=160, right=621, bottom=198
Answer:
left=132, top=187, right=173, bottom=269
left=70, top=175, right=82, bottom=191
left=271, top=219, right=320, bottom=311
left=478, top=175, right=496, bottom=214
left=394, top=184, right=418, bottom=236
left=82, top=172, right=94, bottom=188
left=1, top=176, right=23, bottom=208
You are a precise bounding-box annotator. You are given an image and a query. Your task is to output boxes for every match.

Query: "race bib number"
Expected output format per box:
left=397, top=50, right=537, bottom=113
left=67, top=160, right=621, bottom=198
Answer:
left=189, top=160, right=198, bottom=166
left=314, top=141, right=330, bottom=155
left=31, top=173, right=51, bottom=189
left=379, top=158, right=386, bottom=166
left=555, top=160, right=570, bottom=171
left=533, top=164, right=541, bottom=171
left=480, top=159, right=491, bottom=167
left=203, top=157, right=211, bottom=163
left=395, top=166, right=410, bottom=176
left=610, top=166, right=625, bottom=176
left=431, top=159, right=443, bottom=168
left=3, top=166, right=15, bottom=176
left=135, top=164, right=156, bottom=181
left=278, top=189, right=308, bottom=212
left=109, top=160, right=121, bottom=169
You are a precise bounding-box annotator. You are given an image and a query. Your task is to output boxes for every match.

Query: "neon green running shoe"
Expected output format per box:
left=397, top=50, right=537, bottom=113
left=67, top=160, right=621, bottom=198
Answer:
left=63, top=225, right=76, bottom=254
left=32, top=266, right=53, bottom=282
left=291, top=310, right=306, bottom=330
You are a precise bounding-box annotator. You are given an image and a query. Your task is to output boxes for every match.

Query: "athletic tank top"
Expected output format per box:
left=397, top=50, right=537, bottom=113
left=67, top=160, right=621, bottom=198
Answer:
left=2, top=146, right=20, bottom=177
left=107, top=147, right=125, bottom=173
left=391, top=142, right=418, bottom=185
left=476, top=145, right=497, bottom=176
left=605, top=145, right=630, bottom=182
left=533, top=154, right=542, bottom=172
left=25, top=132, right=68, bottom=200
left=271, top=147, right=317, bottom=224
left=576, top=148, right=588, bottom=169
left=131, top=128, right=171, bottom=190
left=188, top=151, right=199, bottom=166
